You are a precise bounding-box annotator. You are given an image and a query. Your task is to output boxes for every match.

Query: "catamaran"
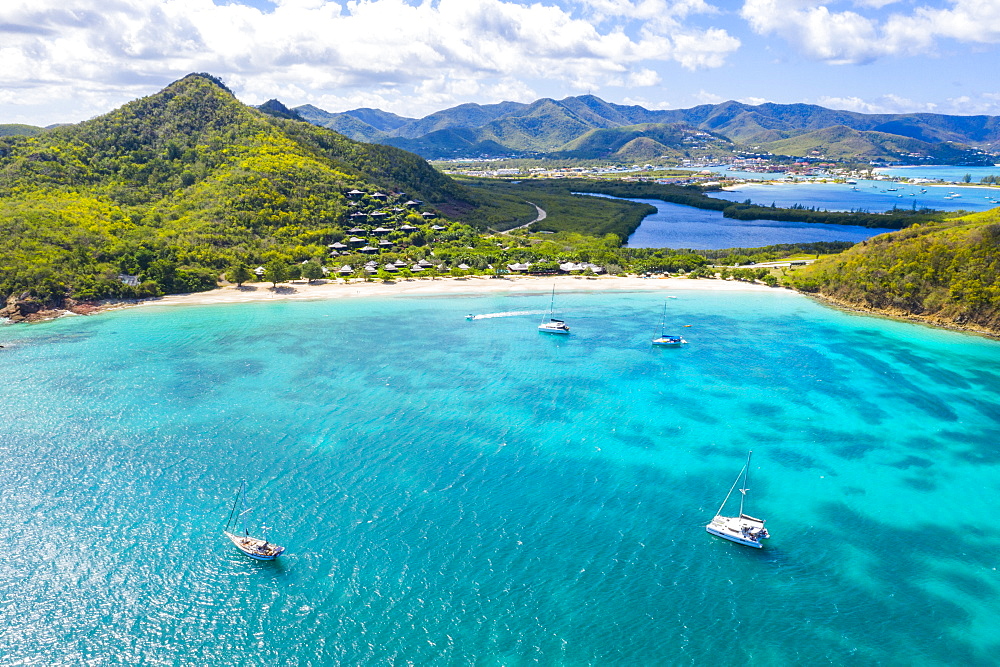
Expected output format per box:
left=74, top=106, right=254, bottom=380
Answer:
left=652, top=300, right=686, bottom=346
left=538, top=285, right=570, bottom=334
left=223, top=481, right=285, bottom=560
left=705, top=451, right=770, bottom=548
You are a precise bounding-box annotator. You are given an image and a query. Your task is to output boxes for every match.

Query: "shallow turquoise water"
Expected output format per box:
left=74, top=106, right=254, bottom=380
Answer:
left=2, top=289, right=1000, bottom=665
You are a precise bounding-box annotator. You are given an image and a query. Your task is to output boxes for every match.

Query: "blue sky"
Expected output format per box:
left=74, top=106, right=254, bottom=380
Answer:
left=1, top=0, right=998, bottom=126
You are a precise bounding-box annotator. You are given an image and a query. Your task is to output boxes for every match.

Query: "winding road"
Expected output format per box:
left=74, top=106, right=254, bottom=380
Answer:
left=503, top=201, right=546, bottom=233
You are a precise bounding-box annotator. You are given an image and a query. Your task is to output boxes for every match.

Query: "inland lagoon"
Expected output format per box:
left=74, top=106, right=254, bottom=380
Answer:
left=2, top=285, right=999, bottom=664
left=623, top=198, right=881, bottom=249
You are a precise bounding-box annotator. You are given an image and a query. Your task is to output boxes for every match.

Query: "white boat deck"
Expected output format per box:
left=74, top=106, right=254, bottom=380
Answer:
left=224, top=531, right=285, bottom=560
left=705, top=513, right=769, bottom=548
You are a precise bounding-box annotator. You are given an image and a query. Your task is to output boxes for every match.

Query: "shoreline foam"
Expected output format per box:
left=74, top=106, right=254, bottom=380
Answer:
left=139, top=275, right=786, bottom=310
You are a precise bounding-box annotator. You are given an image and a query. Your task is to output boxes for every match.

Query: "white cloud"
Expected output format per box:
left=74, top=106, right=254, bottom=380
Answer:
left=816, top=92, right=1000, bottom=116
left=741, top=0, right=1000, bottom=64
left=693, top=89, right=725, bottom=105
left=0, top=0, right=740, bottom=124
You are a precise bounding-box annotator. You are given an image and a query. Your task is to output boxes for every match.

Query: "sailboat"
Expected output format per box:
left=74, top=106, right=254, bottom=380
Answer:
left=652, top=300, right=686, bottom=346
left=223, top=481, right=285, bottom=560
left=705, top=451, right=770, bottom=548
left=538, top=285, right=570, bottom=334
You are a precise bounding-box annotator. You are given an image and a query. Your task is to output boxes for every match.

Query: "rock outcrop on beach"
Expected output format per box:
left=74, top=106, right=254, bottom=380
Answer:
left=0, top=293, right=106, bottom=323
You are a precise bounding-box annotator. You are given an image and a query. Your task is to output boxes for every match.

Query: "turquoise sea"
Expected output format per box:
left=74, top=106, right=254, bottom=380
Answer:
left=2, top=289, right=1000, bottom=665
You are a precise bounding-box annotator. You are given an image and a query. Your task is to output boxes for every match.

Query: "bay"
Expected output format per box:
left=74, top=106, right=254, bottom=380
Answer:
left=2, top=289, right=1000, bottom=665
left=876, top=165, right=1000, bottom=182
left=709, top=179, right=1000, bottom=214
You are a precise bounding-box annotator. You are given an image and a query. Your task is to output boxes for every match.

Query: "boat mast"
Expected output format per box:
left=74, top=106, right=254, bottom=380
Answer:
left=738, top=450, right=752, bottom=517
left=660, top=301, right=667, bottom=336
left=224, top=483, right=242, bottom=533
left=715, top=456, right=747, bottom=516
left=542, top=284, right=555, bottom=324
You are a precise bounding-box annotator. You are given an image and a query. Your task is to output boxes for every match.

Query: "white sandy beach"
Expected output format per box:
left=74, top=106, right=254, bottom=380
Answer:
left=142, top=275, right=786, bottom=309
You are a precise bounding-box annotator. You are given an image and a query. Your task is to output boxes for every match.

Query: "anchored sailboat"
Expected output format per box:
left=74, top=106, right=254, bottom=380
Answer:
left=652, top=300, right=686, bottom=346
left=223, top=481, right=285, bottom=560
left=705, top=451, right=770, bottom=548
left=538, top=285, right=570, bottom=334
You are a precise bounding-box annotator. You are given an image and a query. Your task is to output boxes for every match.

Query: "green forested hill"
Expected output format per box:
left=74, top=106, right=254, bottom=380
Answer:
left=787, top=209, right=1000, bottom=334
left=0, top=73, right=473, bottom=303
left=758, top=125, right=978, bottom=162
left=0, top=124, right=43, bottom=137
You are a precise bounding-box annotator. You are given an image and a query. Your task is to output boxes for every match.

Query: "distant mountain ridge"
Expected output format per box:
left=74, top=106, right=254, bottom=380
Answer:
left=294, top=96, right=1000, bottom=163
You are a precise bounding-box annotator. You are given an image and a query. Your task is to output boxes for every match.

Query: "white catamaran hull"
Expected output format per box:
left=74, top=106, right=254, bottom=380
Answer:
left=705, top=514, right=768, bottom=548
left=224, top=530, right=285, bottom=560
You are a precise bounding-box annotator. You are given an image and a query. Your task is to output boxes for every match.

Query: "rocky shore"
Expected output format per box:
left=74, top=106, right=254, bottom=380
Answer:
left=0, top=293, right=104, bottom=324
left=808, top=292, right=1000, bottom=339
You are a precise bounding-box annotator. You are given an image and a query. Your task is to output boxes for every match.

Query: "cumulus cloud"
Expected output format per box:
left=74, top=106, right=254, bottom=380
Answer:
left=0, top=0, right=740, bottom=124
left=818, top=92, right=1000, bottom=116
left=741, top=0, right=1000, bottom=64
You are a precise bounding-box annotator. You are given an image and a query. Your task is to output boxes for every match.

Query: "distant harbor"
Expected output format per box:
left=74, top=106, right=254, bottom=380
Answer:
left=708, top=178, right=999, bottom=213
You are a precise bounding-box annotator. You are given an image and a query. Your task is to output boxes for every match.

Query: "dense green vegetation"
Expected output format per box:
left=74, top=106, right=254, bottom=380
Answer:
left=455, top=178, right=656, bottom=237
left=0, top=73, right=475, bottom=305
left=722, top=202, right=943, bottom=228
left=787, top=209, right=1000, bottom=332
left=460, top=178, right=947, bottom=236
left=0, top=124, right=43, bottom=137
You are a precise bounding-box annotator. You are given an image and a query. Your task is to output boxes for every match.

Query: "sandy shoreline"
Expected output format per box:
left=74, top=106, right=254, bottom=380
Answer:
left=140, top=275, right=786, bottom=309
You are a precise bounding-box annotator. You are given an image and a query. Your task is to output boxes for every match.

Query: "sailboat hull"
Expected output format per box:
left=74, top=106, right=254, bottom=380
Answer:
left=705, top=514, right=768, bottom=548
left=652, top=337, right=686, bottom=346
left=538, top=319, right=570, bottom=334
left=224, top=531, right=285, bottom=560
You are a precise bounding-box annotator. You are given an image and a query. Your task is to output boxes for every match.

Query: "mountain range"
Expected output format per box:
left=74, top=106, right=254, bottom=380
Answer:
left=294, top=96, right=1000, bottom=164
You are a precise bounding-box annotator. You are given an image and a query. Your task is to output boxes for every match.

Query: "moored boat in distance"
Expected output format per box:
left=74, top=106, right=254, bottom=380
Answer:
left=223, top=481, right=285, bottom=560
left=652, top=334, right=686, bottom=346
left=652, top=300, right=686, bottom=346
left=705, top=450, right=769, bottom=548
left=538, top=285, right=570, bottom=335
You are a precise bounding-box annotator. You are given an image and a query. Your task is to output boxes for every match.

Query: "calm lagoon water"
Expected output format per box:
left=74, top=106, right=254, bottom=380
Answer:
left=620, top=198, right=880, bottom=249
left=2, top=291, right=1000, bottom=665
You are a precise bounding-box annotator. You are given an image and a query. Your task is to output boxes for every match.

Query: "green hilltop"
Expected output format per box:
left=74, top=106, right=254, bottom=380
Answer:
left=0, top=73, right=480, bottom=303
left=0, top=124, right=44, bottom=137
left=757, top=125, right=978, bottom=162
left=787, top=209, right=1000, bottom=334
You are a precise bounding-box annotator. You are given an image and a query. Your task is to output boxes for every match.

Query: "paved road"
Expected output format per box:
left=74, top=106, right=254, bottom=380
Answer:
left=504, top=201, right=546, bottom=232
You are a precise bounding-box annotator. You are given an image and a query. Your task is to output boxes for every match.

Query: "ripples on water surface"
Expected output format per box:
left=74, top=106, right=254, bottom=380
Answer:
left=2, top=289, right=999, bottom=665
